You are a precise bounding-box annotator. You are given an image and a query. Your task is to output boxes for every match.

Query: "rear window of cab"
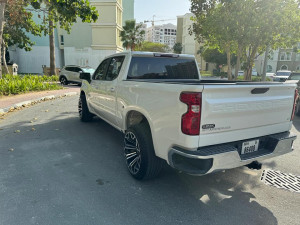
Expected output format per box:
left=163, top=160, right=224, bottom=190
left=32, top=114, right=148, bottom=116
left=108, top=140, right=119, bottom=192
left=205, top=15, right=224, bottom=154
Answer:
left=127, top=57, right=199, bottom=80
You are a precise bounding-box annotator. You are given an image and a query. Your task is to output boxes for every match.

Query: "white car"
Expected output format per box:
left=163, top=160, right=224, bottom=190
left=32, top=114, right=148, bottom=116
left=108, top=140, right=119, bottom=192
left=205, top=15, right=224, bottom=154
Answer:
left=237, top=70, right=258, bottom=76
left=79, top=52, right=297, bottom=180
left=238, top=71, right=244, bottom=76
left=59, top=65, right=95, bottom=85
left=273, top=70, right=292, bottom=82
left=266, top=73, right=275, bottom=81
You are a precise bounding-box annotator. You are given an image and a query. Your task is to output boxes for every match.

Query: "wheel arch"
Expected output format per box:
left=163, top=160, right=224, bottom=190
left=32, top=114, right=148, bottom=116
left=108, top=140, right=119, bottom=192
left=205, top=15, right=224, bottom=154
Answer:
left=125, top=110, right=156, bottom=144
left=125, top=109, right=161, bottom=160
left=125, top=110, right=152, bottom=131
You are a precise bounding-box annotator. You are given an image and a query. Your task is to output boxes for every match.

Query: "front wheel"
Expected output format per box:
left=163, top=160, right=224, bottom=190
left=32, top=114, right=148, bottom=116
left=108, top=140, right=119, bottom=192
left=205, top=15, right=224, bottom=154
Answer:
left=60, top=76, right=68, bottom=85
left=124, top=123, right=163, bottom=180
left=78, top=94, right=93, bottom=122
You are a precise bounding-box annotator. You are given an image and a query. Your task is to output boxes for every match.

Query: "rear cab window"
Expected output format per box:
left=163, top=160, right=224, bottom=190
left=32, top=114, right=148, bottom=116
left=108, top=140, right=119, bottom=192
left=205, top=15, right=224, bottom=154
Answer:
left=127, top=56, right=199, bottom=80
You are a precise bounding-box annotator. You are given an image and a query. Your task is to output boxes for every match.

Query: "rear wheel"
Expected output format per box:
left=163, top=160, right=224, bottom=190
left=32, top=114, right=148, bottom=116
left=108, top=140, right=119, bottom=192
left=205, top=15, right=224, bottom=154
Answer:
left=78, top=94, right=93, bottom=122
left=60, top=76, right=68, bottom=85
left=124, top=123, right=163, bottom=180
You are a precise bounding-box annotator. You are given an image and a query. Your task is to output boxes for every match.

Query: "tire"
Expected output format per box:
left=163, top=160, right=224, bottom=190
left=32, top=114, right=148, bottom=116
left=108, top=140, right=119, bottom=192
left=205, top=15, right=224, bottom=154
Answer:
left=124, top=123, right=163, bottom=180
left=60, top=76, right=68, bottom=85
left=78, top=94, right=93, bottom=122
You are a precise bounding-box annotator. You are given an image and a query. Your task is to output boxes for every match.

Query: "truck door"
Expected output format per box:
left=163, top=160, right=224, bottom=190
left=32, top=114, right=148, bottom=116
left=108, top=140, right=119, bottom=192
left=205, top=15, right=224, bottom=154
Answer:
left=88, top=58, right=110, bottom=118
left=100, top=56, right=125, bottom=127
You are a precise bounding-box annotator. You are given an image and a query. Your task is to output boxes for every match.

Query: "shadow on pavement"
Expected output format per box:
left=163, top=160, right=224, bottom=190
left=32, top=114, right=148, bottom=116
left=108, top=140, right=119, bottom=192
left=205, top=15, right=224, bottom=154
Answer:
left=292, top=116, right=300, bottom=132
left=0, top=113, right=278, bottom=225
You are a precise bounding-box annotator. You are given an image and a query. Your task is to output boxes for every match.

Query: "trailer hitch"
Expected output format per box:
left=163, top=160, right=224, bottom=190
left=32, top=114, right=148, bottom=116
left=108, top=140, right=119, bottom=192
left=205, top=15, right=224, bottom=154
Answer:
left=246, top=161, right=262, bottom=170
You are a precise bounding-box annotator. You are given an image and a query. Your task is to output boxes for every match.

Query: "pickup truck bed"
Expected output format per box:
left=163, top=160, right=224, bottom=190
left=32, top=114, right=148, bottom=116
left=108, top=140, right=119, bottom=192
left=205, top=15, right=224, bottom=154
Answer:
left=79, top=51, right=297, bottom=180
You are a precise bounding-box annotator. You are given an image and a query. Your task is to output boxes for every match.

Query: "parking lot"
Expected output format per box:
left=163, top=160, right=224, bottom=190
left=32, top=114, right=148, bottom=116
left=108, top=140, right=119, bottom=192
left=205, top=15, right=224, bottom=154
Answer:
left=0, top=95, right=299, bottom=225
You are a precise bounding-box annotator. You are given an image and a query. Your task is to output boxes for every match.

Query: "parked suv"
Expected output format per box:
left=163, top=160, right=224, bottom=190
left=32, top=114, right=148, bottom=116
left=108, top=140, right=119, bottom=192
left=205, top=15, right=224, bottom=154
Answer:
left=59, top=66, right=95, bottom=85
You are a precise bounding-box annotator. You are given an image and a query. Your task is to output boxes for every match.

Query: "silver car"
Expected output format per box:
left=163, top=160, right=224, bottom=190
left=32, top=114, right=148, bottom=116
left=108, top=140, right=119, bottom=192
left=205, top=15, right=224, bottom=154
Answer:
left=59, top=66, right=95, bottom=85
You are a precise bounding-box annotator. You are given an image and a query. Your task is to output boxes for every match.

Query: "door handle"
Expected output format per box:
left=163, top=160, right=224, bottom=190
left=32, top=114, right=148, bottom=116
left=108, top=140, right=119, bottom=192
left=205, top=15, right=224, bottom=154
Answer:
left=110, top=87, right=115, bottom=92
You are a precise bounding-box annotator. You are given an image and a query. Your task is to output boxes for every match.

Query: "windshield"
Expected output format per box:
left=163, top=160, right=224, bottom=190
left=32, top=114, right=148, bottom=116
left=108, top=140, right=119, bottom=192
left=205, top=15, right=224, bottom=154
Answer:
left=127, top=57, right=199, bottom=79
left=288, top=73, right=300, bottom=80
left=276, top=72, right=291, bottom=77
left=82, top=68, right=95, bottom=74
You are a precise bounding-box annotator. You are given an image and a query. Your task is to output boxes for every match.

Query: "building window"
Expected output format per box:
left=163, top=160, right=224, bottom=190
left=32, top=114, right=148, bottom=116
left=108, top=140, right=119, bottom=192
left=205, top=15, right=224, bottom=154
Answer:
left=280, top=52, right=291, bottom=61
left=281, top=65, right=288, bottom=70
left=60, top=35, right=64, bottom=45
left=267, top=65, right=272, bottom=72
left=286, top=52, right=291, bottom=60
left=296, top=53, right=300, bottom=61
left=297, top=65, right=300, bottom=71
left=269, top=51, right=274, bottom=60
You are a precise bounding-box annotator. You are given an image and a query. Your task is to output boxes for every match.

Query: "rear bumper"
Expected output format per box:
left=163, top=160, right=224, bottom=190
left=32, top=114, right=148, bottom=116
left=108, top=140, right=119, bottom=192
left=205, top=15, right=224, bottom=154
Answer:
left=168, top=132, right=296, bottom=175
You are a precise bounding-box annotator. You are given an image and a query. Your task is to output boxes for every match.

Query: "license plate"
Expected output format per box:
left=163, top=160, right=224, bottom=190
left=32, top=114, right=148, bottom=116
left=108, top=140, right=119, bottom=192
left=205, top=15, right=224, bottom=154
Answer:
left=241, top=139, right=259, bottom=154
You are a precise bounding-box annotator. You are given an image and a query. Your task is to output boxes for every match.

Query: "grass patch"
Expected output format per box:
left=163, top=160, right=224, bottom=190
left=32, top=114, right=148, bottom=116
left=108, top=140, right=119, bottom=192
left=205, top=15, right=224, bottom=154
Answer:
left=200, top=71, right=213, bottom=77
left=0, top=74, right=62, bottom=96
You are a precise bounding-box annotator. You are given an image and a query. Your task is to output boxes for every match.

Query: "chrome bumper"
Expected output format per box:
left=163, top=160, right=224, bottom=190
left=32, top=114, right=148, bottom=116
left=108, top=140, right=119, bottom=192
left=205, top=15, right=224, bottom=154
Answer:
left=168, top=132, right=296, bottom=175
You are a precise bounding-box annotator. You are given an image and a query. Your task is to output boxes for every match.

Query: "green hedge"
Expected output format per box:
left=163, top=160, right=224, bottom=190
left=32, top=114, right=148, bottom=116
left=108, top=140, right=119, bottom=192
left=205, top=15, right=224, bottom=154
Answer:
left=0, top=74, right=62, bottom=96
left=236, top=76, right=272, bottom=82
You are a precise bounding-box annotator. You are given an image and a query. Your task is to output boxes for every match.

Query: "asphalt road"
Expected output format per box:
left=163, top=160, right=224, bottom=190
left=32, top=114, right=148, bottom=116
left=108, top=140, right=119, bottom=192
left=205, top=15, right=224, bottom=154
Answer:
left=0, top=95, right=299, bottom=225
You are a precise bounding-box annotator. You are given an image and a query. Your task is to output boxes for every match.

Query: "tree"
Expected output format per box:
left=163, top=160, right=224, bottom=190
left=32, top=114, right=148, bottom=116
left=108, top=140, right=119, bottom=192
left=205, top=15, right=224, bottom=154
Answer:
left=1, top=0, right=42, bottom=74
left=191, top=0, right=300, bottom=81
left=201, top=48, right=226, bottom=69
left=201, top=47, right=237, bottom=74
left=0, top=0, right=42, bottom=77
left=30, top=0, right=98, bottom=75
left=136, top=41, right=169, bottom=53
left=173, top=42, right=182, bottom=54
left=120, top=20, right=145, bottom=51
left=0, top=0, right=7, bottom=78
left=191, top=0, right=236, bottom=80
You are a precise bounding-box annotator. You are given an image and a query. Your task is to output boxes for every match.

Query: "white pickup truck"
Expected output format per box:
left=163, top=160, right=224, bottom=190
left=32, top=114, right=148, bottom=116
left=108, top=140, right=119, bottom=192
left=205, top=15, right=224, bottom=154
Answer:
left=79, top=51, right=297, bottom=180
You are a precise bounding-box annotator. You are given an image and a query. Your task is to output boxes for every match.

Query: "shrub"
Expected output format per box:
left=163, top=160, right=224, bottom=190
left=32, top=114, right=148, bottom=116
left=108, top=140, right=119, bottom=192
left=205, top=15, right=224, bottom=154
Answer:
left=200, top=71, right=212, bottom=77
left=0, top=74, right=62, bottom=96
left=236, top=76, right=272, bottom=82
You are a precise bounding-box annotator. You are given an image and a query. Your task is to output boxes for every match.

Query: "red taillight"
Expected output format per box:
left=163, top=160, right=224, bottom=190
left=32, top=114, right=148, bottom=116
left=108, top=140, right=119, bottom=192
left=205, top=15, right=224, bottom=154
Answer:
left=291, top=89, right=298, bottom=120
left=180, top=92, right=202, bottom=135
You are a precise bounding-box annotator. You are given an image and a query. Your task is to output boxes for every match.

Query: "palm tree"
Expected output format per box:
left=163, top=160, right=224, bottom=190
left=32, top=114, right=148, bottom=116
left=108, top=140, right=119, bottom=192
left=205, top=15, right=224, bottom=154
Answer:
left=120, top=20, right=145, bottom=51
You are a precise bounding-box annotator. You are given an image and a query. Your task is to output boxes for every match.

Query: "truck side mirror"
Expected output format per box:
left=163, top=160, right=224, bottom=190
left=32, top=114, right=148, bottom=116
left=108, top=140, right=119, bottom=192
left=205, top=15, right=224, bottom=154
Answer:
left=80, top=72, right=91, bottom=83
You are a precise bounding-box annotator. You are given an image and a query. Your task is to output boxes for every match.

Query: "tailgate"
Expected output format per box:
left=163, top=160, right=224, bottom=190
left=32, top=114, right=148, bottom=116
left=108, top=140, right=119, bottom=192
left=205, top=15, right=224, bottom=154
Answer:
left=199, top=83, right=296, bottom=147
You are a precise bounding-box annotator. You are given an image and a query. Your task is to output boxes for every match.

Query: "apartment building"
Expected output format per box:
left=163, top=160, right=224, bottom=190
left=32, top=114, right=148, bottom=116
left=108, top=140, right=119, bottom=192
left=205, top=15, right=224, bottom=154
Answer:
left=146, top=23, right=177, bottom=49
left=277, top=46, right=300, bottom=71
left=176, top=13, right=209, bottom=71
left=255, top=45, right=300, bottom=74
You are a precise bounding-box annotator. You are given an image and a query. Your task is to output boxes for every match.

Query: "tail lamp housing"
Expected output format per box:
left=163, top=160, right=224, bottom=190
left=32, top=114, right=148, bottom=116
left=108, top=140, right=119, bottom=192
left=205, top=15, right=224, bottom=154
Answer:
left=180, top=92, right=202, bottom=135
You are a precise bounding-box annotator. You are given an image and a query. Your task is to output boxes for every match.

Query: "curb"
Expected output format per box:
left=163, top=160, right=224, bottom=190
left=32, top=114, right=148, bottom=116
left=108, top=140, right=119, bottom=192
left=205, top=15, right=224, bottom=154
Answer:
left=0, top=92, right=78, bottom=115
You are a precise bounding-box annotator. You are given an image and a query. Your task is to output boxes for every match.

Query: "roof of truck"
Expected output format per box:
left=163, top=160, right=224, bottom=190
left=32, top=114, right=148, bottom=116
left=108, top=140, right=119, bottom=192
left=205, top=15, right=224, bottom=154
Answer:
left=104, top=51, right=195, bottom=59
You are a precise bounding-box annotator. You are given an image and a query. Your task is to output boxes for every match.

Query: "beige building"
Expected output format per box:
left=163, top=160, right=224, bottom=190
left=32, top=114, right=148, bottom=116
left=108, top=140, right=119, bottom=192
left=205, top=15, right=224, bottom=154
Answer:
left=58, top=0, right=131, bottom=69
left=176, top=13, right=213, bottom=71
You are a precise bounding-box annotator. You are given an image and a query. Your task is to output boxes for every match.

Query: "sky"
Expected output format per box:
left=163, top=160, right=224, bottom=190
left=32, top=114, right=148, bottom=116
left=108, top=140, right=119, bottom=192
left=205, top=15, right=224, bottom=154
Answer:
left=134, top=0, right=191, bottom=26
